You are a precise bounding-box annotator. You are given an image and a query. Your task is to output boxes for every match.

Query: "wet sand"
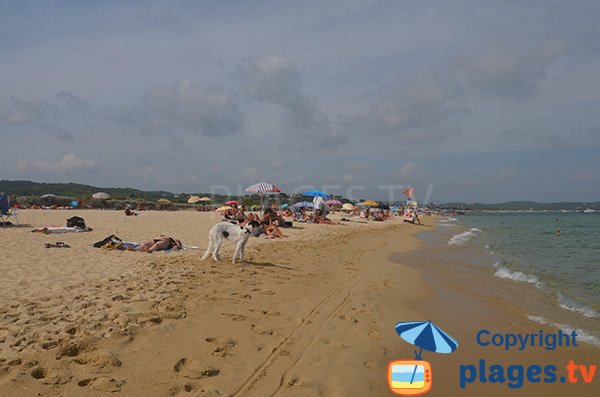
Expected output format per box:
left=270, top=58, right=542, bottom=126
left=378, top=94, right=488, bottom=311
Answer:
left=395, top=224, right=600, bottom=397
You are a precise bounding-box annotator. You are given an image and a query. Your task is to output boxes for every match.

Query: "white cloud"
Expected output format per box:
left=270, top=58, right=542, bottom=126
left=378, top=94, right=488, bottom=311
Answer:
left=342, top=71, right=464, bottom=144
left=104, top=80, right=244, bottom=137
left=241, top=167, right=263, bottom=181
left=17, top=153, right=97, bottom=173
left=235, top=54, right=345, bottom=146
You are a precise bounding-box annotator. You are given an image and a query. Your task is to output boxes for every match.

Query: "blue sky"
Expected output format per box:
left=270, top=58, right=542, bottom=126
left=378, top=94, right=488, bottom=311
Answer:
left=1, top=0, right=599, bottom=202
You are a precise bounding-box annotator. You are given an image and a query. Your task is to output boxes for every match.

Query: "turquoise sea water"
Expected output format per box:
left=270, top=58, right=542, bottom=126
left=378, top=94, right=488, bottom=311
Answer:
left=440, top=212, right=600, bottom=343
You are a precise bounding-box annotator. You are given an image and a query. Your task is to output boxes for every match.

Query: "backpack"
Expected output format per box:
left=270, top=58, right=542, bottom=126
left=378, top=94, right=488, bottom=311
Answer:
left=67, top=216, right=87, bottom=229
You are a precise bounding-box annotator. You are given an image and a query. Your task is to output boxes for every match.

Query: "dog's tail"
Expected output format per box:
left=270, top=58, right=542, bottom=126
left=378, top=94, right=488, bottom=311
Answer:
left=201, top=234, right=213, bottom=260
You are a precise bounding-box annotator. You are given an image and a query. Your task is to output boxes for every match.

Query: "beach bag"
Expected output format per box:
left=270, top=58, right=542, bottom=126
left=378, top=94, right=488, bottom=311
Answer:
left=67, top=216, right=86, bottom=229
left=93, top=234, right=122, bottom=248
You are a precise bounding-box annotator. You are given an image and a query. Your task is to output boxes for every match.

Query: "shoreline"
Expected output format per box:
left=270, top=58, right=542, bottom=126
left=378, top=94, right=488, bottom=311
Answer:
left=395, top=219, right=600, bottom=396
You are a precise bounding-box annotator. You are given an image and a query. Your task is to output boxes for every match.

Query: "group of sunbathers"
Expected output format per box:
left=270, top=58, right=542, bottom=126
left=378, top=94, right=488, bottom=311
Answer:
left=224, top=206, right=288, bottom=238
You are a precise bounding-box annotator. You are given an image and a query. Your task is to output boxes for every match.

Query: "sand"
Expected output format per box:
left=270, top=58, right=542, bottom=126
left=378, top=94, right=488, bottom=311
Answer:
left=2, top=210, right=597, bottom=396
left=0, top=209, right=426, bottom=396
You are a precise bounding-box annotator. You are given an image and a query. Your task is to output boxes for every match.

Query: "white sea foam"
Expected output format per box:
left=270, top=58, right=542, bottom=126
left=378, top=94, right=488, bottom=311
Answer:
left=438, top=218, right=458, bottom=223
left=494, top=267, right=543, bottom=288
left=448, top=228, right=481, bottom=245
left=526, top=315, right=600, bottom=348
left=557, top=292, right=599, bottom=319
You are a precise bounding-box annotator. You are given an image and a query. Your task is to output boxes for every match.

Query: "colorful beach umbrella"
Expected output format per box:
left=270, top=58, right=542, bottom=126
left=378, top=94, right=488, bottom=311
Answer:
left=199, top=197, right=212, bottom=202
left=216, top=205, right=232, bottom=212
left=325, top=199, right=342, bottom=206
left=342, top=203, right=354, bottom=211
left=245, top=182, right=281, bottom=194
left=301, top=189, right=331, bottom=198
left=225, top=200, right=240, bottom=205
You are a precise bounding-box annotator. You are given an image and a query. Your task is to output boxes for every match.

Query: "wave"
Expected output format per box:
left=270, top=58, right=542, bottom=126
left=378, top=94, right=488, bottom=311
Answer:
left=494, top=267, right=543, bottom=288
left=448, top=228, right=481, bottom=245
left=438, top=218, right=458, bottom=223
left=526, top=315, right=600, bottom=348
left=557, top=292, right=599, bottom=319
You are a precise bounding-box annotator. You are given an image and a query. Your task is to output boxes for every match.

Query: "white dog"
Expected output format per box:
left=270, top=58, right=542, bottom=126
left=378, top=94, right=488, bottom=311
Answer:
left=201, top=220, right=260, bottom=263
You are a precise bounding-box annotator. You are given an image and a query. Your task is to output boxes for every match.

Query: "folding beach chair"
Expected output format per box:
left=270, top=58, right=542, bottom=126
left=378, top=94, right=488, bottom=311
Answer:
left=0, top=193, right=19, bottom=226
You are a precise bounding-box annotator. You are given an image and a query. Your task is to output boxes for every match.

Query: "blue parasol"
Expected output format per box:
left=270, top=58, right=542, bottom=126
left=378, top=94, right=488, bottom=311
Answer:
left=395, top=320, right=458, bottom=384
left=301, top=189, right=331, bottom=198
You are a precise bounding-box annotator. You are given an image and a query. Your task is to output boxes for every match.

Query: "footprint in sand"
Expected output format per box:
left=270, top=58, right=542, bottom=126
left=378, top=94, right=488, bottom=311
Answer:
left=205, top=337, right=236, bottom=357
left=173, top=358, right=220, bottom=379
left=54, top=335, right=100, bottom=360
left=78, top=376, right=124, bottom=392
left=73, top=351, right=122, bottom=374
left=221, top=313, right=246, bottom=321
left=35, top=366, right=73, bottom=385
left=251, top=324, right=273, bottom=336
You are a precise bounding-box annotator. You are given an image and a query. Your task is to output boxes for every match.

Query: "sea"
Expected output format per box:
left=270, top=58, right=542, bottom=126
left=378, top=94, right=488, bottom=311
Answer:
left=433, top=212, right=600, bottom=348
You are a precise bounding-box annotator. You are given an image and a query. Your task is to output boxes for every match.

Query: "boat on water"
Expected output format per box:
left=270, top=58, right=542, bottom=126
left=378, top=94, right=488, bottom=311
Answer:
left=583, top=209, right=596, bottom=213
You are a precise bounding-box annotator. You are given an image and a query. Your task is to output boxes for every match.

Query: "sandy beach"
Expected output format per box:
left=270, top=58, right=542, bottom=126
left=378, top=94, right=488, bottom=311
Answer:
left=1, top=210, right=598, bottom=396
left=0, top=209, right=428, bottom=396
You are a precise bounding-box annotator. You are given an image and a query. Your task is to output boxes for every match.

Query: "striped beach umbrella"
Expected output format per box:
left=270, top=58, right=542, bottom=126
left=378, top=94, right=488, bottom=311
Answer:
left=245, top=182, right=281, bottom=194
left=395, top=321, right=458, bottom=358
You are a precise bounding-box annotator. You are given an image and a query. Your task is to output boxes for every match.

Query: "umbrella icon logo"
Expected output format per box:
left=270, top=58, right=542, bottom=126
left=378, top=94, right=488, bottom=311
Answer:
left=388, top=321, right=458, bottom=396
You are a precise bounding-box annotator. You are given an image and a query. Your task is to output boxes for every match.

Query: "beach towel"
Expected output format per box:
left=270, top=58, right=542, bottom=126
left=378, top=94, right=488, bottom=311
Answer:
left=32, top=226, right=92, bottom=234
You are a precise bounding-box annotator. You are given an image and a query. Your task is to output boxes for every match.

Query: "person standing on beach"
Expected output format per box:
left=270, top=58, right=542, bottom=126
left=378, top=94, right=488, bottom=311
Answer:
left=313, top=195, right=324, bottom=218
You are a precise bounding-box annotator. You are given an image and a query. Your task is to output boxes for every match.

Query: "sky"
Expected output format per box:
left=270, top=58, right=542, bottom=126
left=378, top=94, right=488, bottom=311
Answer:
left=1, top=0, right=600, bottom=203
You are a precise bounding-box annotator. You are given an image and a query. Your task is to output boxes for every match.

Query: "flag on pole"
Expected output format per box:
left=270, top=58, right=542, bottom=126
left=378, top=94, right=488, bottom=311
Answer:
left=403, top=187, right=414, bottom=199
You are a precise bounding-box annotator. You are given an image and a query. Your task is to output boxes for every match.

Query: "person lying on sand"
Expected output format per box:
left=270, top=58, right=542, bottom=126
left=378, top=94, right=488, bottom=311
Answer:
left=131, top=235, right=182, bottom=253
left=315, top=214, right=340, bottom=225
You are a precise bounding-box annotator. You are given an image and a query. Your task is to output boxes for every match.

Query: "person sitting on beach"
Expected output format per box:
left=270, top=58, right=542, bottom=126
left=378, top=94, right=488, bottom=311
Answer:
left=125, top=206, right=138, bottom=216
left=234, top=205, right=248, bottom=224
left=224, top=205, right=238, bottom=220
left=257, top=209, right=286, bottom=238
left=371, top=210, right=385, bottom=221
left=132, top=235, right=182, bottom=253
left=283, top=208, right=294, bottom=218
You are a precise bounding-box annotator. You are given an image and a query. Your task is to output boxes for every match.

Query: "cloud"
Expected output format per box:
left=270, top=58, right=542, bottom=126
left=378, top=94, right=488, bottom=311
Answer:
left=497, top=167, right=516, bottom=179
left=1, top=92, right=92, bottom=141
left=459, top=48, right=550, bottom=97
left=104, top=80, right=244, bottom=137
left=571, top=169, right=594, bottom=181
left=394, top=161, right=428, bottom=183
left=344, top=161, right=372, bottom=172
left=342, top=71, right=464, bottom=144
left=17, top=153, right=97, bottom=174
left=235, top=54, right=344, bottom=146
left=240, top=167, right=263, bottom=181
